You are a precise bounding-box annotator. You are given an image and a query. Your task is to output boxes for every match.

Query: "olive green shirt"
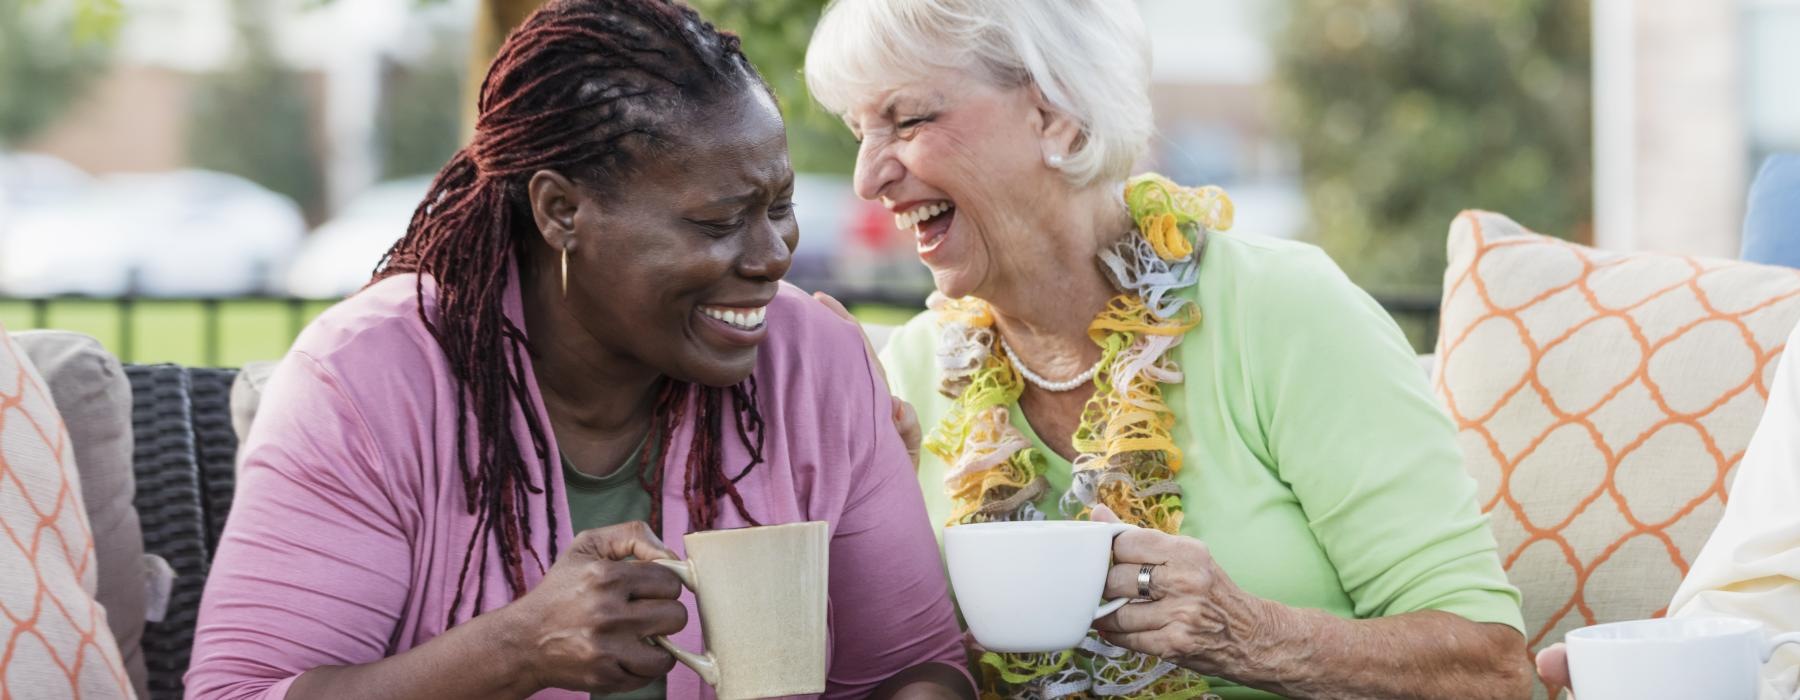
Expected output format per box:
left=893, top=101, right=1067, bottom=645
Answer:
left=881, top=231, right=1524, bottom=699
left=560, top=434, right=664, bottom=700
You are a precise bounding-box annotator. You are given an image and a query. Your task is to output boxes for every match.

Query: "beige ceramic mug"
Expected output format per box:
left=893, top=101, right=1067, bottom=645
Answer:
left=651, top=521, right=830, bottom=700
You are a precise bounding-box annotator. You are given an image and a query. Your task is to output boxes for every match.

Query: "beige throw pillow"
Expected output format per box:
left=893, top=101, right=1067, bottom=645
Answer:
left=1, top=324, right=134, bottom=698
left=1434, top=211, right=1800, bottom=697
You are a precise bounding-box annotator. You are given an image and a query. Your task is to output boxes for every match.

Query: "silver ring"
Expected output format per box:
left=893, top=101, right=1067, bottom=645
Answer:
left=1136, top=563, right=1156, bottom=598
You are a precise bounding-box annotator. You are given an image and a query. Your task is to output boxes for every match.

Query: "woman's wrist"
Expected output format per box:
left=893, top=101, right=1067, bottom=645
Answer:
left=1169, top=592, right=1311, bottom=683
left=481, top=599, right=548, bottom=697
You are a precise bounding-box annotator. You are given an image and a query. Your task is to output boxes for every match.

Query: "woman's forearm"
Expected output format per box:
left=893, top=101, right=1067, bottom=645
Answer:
left=285, top=606, right=538, bottom=700
left=1215, top=604, right=1531, bottom=700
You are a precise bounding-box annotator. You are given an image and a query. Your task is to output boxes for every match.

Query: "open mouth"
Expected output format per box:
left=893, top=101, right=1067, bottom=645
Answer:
left=699, top=304, right=767, bottom=332
left=895, top=200, right=957, bottom=253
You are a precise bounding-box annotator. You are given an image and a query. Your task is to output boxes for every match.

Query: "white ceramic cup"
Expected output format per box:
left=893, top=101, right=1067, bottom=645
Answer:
left=651, top=521, right=829, bottom=700
left=1567, top=617, right=1800, bottom=700
left=944, top=520, right=1136, bottom=653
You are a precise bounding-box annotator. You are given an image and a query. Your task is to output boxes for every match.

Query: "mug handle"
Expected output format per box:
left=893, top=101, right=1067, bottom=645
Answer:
left=648, top=558, right=721, bottom=687
left=1092, top=522, right=1137, bottom=621
left=1761, top=632, right=1800, bottom=700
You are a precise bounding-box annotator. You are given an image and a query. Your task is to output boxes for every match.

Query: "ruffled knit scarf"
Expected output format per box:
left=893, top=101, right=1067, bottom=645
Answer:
left=926, top=174, right=1233, bottom=699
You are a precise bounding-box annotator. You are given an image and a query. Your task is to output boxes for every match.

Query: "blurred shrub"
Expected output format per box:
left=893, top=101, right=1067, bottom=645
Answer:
left=379, top=34, right=466, bottom=179
left=0, top=0, right=114, bottom=146
left=186, top=0, right=326, bottom=218
left=1273, top=0, right=1591, bottom=290
left=691, top=0, right=857, bottom=175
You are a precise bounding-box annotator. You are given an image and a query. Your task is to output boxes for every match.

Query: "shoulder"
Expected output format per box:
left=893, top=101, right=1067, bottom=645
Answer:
left=1202, top=232, right=1356, bottom=300
left=760, top=283, right=867, bottom=357
left=875, top=308, right=946, bottom=404
left=280, top=273, right=451, bottom=400
left=753, top=283, right=883, bottom=395
left=1197, top=231, right=1391, bottom=332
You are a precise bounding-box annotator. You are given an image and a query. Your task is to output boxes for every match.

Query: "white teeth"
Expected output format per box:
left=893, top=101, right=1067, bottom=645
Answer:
left=892, top=201, right=953, bottom=231
left=702, top=305, right=768, bottom=330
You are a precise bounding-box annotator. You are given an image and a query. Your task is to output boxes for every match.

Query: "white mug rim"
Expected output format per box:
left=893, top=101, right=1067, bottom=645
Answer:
left=1567, top=616, right=1762, bottom=643
left=946, top=520, right=1127, bottom=534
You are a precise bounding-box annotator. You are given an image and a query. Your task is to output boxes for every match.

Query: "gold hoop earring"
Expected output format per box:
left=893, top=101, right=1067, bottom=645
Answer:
left=561, top=245, right=570, bottom=299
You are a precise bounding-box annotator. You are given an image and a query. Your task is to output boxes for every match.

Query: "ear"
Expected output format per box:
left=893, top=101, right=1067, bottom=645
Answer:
left=1029, top=84, right=1083, bottom=164
left=527, top=169, right=587, bottom=251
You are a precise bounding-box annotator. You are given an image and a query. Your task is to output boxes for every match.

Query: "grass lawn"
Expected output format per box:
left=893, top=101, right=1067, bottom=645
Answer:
left=1, top=298, right=924, bottom=368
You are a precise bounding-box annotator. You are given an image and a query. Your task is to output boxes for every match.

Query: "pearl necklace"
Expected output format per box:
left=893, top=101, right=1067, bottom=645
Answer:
left=999, top=336, right=1102, bottom=392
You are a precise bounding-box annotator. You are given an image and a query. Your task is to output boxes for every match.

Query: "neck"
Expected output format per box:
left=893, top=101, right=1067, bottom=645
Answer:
left=985, top=184, right=1133, bottom=378
left=519, top=254, right=661, bottom=438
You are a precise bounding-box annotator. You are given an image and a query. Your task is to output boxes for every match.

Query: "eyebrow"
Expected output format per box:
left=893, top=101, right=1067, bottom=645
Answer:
left=709, top=189, right=762, bottom=207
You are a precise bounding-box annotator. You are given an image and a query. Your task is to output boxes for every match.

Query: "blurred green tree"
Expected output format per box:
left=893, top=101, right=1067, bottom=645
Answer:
left=0, top=0, right=115, bottom=147
left=690, top=0, right=857, bottom=174
left=186, top=0, right=326, bottom=219
left=1272, top=0, right=1592, bottom=291
left=379, top=34, right=466, bottom=179
left=458, top=0, right=857, bottom=175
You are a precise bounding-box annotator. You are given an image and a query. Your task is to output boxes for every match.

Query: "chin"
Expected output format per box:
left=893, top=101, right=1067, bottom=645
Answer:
left=929, top=266, right=983, bottom=301
left=680, top=351, right=759, bottom=388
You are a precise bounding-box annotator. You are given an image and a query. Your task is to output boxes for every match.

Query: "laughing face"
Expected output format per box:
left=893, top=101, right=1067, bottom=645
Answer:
left=532, top=87, right=798, bottom=388
left=841, top=68, right=1074, bottom=300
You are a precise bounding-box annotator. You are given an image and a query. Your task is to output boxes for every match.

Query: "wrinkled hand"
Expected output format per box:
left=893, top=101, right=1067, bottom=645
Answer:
left=1536, top=643, right=1571, bottom=696
left=498, top=522, right=687, bottom=694
left=1089, top=506, right=1269, bottom=677
left=814, top=291, right=923, bottom=469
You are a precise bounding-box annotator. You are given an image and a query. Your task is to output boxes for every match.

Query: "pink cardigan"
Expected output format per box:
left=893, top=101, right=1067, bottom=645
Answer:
left=185, top=271, right=965, bottom=699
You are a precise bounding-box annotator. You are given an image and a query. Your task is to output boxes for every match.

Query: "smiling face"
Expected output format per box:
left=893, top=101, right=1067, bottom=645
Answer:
left=531, top=87, right=797, bottom=388
left=841, top=68, right=1079, bottom=300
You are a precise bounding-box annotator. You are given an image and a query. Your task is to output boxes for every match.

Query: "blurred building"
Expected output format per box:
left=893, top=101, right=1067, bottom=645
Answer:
left=1139, top=0, right=1307, bottom=241
left=1593, top=0, right=1800, bottom=257
left=24, top=0, right=471, bottom=219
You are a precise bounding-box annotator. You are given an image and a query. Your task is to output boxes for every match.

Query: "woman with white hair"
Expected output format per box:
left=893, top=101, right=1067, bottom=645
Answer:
left=805, top=1, right=1529, bottom=698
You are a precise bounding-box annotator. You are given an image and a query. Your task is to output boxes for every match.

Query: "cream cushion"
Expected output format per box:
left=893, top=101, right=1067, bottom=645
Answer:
left=0, top=325, right=134, bottom=698
left=1434, top=211, right=1800, bottom=697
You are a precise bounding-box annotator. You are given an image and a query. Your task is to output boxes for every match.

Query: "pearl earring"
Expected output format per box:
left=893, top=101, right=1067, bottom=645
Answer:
left=1046, top=153, right=1065, bottom=168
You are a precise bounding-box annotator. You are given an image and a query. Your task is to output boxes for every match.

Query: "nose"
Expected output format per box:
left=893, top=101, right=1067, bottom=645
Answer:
left=852, top=138, right=903, bottom=202
left=739, top=217, right=795, bottom=283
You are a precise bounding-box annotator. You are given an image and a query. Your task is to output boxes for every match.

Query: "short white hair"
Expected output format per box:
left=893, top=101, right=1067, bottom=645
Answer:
left=804, top=0, right=1153, bottom=187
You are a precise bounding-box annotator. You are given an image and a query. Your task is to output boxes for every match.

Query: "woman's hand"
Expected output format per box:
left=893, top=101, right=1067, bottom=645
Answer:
left=814, top=291, right=923, bottom=469
left=1088, top=506, right=1272, bottom=677
left=495, top=522, right=688, bottom=694
left=1087, top=507, right=1531, bottom=699
left=286, top=521, right=688, bottom=700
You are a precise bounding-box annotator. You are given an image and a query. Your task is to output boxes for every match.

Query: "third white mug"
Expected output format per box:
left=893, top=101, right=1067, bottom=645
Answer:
left=1567, top=617, right=1800, bottom=700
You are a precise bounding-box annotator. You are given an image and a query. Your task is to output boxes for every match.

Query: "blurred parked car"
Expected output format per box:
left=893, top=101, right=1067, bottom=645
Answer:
left=0, top=165, right=307, bottom=297
left=788, top=172, right=929, bottom=300
left=283, top=176, right=431, bottom=298
left=282, top=173, right=926, bottom=301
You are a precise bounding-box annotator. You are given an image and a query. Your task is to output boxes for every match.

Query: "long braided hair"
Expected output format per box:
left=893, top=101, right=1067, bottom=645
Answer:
left=374, top=0, right=770, bottom=624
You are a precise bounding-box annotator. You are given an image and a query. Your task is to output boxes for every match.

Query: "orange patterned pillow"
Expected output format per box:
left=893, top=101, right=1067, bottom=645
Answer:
left=1434, top=211, right=1800, bottom=697
left=1, top=324, right=133, bottom=698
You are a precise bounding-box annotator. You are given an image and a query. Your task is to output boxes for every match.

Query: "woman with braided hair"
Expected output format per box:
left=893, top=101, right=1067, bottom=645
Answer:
left=804, top=1, right=1530, bottom=698
left=185, top=1, right=970, bottom=698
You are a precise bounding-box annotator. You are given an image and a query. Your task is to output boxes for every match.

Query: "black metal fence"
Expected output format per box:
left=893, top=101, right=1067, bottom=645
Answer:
left=1, top=288, right=1442, bottom=366
left=5, top=296, right=323, bottom=367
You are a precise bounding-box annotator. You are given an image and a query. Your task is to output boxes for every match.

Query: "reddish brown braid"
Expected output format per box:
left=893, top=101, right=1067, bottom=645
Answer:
left=372, top=0, right=770, bottom=625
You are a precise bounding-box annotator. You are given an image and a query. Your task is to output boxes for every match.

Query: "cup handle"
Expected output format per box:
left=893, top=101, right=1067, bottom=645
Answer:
left=1092, top=522, right=1139, bottom=620
left=648, top=558, right=720, bottom=687
left=1756, top=632, right=1800, bottom=700
left=1094, top=597, right=1131, bottom=620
